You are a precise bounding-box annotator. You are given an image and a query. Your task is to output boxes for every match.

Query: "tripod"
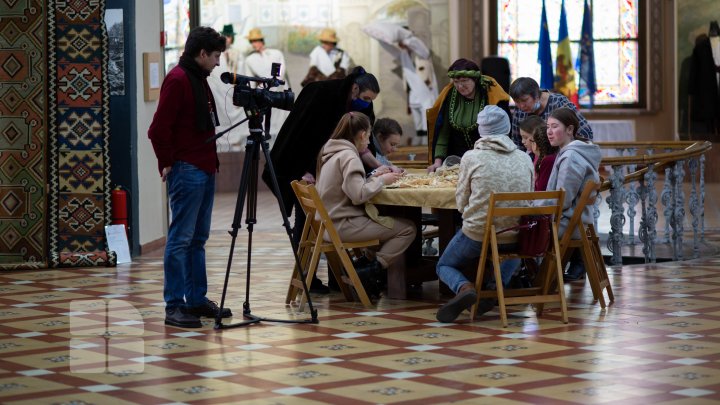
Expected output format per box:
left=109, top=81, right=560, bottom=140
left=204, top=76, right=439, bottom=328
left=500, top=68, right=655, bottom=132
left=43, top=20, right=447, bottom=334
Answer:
left=212, top=108, right=319, bottom=329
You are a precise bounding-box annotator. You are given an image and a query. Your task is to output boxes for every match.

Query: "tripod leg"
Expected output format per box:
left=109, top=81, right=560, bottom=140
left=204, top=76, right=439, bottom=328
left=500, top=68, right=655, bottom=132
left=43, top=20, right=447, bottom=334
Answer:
left=215, top=133, right=257, bottom=328
left=215, top=111, right=318, bottom=329
left=259, top=134, right=319, bottom=322
left=242, top=130, right=261, bottom=316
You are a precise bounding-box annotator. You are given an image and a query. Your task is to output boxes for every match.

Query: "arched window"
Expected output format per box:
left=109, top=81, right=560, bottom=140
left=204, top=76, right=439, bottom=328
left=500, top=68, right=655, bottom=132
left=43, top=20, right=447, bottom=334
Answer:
left=495, top=0, right=642, bottom=107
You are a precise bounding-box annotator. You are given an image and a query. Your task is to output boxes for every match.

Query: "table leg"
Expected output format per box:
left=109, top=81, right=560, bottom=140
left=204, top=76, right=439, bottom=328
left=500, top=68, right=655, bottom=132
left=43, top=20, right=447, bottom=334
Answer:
left=387, top=254, right=407, bottom=299
left=437, top=209, right=457, bottom=252
left=377, top=206, right=460, bottom=299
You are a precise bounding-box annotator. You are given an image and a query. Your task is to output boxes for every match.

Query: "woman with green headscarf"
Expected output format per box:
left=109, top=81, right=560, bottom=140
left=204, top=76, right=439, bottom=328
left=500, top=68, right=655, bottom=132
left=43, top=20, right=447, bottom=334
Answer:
left=427, top=58, right=510, bottom=172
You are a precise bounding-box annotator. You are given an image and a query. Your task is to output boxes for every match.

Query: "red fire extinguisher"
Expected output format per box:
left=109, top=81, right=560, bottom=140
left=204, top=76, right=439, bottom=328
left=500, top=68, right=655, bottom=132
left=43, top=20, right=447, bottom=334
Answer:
left=111, top=186, right=129, bottom=235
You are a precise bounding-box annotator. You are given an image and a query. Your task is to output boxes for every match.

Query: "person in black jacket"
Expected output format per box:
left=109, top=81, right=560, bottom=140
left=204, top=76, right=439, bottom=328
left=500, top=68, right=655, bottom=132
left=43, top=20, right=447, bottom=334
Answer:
left=262, top=67, right=380, bottom=292
left=688, top=21, right=720, bottom=138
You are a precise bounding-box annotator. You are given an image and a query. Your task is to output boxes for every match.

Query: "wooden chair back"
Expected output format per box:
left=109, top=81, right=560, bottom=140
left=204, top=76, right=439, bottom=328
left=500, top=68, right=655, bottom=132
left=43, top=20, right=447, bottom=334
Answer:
left=425, top=83, right=454, bottom=166
left=286, top=180, right=379, bottom=308
left=559, top=180, right=599, bottom=249
left=472, top=189, right=568, bottom=327
left=558, top=180, right=614, bottom=307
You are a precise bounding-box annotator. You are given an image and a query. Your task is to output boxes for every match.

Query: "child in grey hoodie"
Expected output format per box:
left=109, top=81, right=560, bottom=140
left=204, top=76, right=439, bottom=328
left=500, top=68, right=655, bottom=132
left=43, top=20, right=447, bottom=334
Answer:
left=545, top=107, right=602, bottom=281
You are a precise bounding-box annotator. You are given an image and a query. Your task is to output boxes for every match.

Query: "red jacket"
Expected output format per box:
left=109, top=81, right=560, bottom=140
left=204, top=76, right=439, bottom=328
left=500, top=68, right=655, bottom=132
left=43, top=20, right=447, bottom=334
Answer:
left=148, top=65, right=219, bottom=175
left=535, top=153, right=557, bottom=191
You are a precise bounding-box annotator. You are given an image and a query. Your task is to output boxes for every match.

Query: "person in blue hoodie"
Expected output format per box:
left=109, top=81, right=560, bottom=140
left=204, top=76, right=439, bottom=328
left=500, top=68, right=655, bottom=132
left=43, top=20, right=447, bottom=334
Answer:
left=545, top=107, right=602, bottom=281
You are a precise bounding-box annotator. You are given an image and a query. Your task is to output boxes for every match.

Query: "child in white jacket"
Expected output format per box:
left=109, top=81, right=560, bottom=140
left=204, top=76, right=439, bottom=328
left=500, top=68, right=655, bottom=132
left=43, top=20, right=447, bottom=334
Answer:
left=435, top=105, right=534, bottom=323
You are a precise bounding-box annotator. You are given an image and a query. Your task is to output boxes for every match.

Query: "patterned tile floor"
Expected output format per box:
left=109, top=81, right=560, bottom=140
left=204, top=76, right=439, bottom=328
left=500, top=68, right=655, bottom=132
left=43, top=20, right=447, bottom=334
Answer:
left=2, top=189, right=720, bottom=404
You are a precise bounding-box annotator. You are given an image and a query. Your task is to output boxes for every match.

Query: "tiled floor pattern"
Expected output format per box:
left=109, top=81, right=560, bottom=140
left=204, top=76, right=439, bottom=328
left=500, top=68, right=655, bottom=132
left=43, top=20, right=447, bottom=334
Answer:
left=2, top=226, right=720, bottom=405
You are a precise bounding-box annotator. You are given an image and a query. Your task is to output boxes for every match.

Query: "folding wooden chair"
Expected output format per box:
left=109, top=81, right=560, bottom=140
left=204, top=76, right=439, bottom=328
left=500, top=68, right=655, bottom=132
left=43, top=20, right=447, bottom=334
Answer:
left=471, top=190, right=568, bottom=327
left=286, top=180, right=380, bottom=308
left=558, top=180, right=614, bottom=308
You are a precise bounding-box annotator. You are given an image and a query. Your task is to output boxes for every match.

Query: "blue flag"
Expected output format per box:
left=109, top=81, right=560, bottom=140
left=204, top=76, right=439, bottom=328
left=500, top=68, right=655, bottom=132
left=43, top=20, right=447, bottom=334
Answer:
left=537, top=0, right=553, bottom=90
left=577, top=0, right=597, bottom=106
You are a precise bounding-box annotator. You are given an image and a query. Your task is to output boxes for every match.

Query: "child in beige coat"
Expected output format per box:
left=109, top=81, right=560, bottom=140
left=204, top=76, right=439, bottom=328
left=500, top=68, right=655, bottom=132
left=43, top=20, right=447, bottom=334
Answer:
left=315, top=112, right=416, bottom=297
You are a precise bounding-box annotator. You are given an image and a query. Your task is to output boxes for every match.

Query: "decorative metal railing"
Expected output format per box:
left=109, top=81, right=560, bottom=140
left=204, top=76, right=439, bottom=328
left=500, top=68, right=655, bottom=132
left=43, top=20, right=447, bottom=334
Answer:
left=597, top=141, right=712, bottom=265
left=390, top=141, right=712, bottom=265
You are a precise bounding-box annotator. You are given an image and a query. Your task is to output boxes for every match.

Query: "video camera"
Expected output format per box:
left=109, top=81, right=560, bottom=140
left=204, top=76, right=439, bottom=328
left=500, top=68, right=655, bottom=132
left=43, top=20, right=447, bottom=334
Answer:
left=220, top=63, right=294, bottom=112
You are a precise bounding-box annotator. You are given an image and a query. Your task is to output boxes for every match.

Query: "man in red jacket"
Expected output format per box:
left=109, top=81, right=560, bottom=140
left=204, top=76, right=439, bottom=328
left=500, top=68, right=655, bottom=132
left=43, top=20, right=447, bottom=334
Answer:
left=148, top=26, right=230, bottom=328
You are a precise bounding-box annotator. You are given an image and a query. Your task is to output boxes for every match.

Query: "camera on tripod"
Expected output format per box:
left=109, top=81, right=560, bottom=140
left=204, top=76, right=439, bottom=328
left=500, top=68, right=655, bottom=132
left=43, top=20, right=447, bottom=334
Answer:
left=220, top=63, right=294, bottom=112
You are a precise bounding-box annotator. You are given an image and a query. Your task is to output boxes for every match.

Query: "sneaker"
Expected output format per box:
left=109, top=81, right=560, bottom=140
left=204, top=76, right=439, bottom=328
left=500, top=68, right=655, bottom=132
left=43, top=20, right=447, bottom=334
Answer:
left=326, top=256, right=372, bottom=292
left=186, top=300, right=232, bottom=318
left=436, top=288, right=478, bottom=323
left=563, top=261, right=586, bottom=282
left=165, top=307, right=202, bottom=328
left=310, top=277, right=330, bottom=294
left=354, top=258, right=383, bottom=299
left=353, top=255, right=372, bottom=268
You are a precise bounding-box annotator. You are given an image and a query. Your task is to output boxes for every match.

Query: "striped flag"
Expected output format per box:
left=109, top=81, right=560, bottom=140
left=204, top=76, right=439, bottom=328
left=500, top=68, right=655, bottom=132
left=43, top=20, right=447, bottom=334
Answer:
left=554, top=0, right=578, bottom=106
left=577, top=0, right=597, bottom=106
left=538, top=0, right=554, bottom=90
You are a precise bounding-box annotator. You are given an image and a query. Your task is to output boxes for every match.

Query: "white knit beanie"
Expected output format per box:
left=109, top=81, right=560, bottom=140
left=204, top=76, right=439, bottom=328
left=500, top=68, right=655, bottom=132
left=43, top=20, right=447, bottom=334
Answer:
left=476, top=105, right=510, bottom=136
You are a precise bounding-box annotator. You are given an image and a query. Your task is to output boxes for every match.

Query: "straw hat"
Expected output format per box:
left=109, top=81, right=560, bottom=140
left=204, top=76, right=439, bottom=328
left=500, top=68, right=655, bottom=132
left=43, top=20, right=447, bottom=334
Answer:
left=221, top=24, right=235, bottom=40
left=318, top=28, right=338, bottom=43
left=246, top=28, right=264, bottom=41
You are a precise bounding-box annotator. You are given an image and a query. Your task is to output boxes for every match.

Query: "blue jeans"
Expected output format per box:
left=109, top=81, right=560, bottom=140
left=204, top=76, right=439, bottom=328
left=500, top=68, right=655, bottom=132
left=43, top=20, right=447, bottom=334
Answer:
left=436, top=229, right=521, bottom=294
left=164, top=161, right=215, bottom=311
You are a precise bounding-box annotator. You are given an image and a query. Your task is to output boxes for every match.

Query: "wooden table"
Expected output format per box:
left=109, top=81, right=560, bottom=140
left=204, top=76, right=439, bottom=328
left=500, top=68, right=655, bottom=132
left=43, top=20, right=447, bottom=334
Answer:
left=370, top=185, right=459, bottom=299
left=371, top=185, right=458, bottom=249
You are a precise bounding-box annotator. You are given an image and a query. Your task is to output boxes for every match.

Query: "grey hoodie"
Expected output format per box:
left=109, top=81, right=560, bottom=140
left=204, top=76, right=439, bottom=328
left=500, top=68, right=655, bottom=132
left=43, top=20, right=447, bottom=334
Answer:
left=545, top=139, right=602, bottom=236
left=457, top=135, right=534, bottom=242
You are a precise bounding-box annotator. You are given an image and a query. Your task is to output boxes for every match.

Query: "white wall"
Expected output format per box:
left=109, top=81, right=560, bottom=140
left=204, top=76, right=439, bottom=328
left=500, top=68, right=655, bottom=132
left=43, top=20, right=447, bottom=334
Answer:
left=130, top=0, right=459, bottom=248
left=136, top=0, right=168, bottom=247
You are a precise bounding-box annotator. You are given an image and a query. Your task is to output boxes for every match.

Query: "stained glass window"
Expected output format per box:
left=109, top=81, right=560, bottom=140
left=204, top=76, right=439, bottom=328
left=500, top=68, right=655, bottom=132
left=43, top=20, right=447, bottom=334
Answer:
left=496, top=0, right=640, bottom=106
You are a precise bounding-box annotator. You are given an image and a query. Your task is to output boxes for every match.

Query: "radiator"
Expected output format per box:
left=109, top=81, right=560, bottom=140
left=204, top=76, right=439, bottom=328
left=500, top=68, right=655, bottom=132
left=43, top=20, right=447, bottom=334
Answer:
left=588, top=120, right=635, bottom=143
left=588, top=120, right=635, bottom=158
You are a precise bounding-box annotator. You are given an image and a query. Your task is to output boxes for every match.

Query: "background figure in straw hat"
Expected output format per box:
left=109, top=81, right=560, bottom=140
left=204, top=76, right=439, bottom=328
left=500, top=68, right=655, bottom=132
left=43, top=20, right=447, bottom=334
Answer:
left=208, top=24, right=246, bottom=145
left=243, top=28, right=290, bottom=141
left=301, top=28, right=351, bottom=87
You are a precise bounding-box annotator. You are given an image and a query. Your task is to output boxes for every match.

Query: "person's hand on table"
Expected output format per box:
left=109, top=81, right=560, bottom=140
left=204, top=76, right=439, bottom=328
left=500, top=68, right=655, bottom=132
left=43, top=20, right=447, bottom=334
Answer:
left=380, top=171, right=404, bottom=186
left=427, top=159, right=443, bottom=173
left=301, top=172, right=316, bottom=184
left=369, top=165, right=392, bottom=177
left=389, top=165, right=404, bottom=174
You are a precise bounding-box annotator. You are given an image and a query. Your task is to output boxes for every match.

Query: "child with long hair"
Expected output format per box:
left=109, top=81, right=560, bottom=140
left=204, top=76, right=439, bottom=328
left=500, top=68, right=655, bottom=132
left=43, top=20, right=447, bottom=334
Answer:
left=545, top=107, right=601, bottom=282
left=518, top=115, right=558, bottom=191
left=315, top=112, right=416, bottom=297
